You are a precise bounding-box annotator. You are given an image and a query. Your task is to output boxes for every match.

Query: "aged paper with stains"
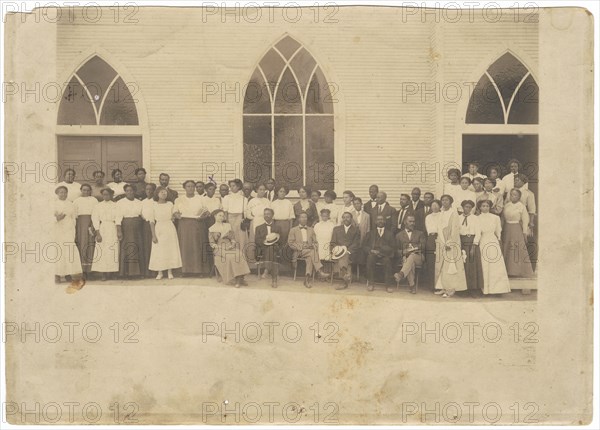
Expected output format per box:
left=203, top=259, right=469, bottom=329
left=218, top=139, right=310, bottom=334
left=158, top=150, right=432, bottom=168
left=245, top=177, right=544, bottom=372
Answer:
left=2, top=4, right=594, bottom=425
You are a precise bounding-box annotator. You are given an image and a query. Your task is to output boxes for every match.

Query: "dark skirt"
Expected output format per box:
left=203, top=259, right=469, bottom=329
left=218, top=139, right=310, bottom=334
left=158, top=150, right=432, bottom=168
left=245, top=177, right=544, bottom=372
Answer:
left=75, top=215, right=95, bottom=273
left=423, top=233, right=438, bottom=290
left=177, top=218, right=212, bottom=274
left=142, top=221, right=155, bottom=277
left=502, top=223, right=535, bottom=277
left=461, top=235, right=483, bottom=291
left=120, top=217, right=145, bottom=277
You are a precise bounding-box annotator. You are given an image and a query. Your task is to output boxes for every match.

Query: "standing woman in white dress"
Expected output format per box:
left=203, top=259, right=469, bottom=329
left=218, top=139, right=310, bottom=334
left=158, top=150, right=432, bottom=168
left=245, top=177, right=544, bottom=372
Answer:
left=91, top=188, right=120, bottom=280
left=245, top=183, right=271, bottom=263
left=73, top=183, right=98, bottom=276
left=148, top=187, right=182, bottom=280
left=434, top=194, right=468, bottom=298
left=313, top=208, right=336, bottom=261
left=54, top=186, right=83, bottom=282
left=477, top=200, right=511, bottom=294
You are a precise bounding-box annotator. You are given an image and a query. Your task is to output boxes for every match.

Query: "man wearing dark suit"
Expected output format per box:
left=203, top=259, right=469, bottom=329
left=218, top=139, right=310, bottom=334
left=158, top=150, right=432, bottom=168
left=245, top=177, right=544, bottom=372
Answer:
left=330, top=212, right=361, bottom=289
left=288, top=212, right=328, bottom=288
left=362, top=184, right=379, bottom=219
left=370, top=191, right=396, bottom=232
left=364, top=214, right=396, bottom=291
left=255, top=208, right=282, bottom=288
left=410, top=187, right=427, bottom=233
left=392, top=194, right=414, bottom=236
left=265, top=177, right=277, bottom=202
left=159, top=172, right=179, bottom=203
left=394, top=214, right=426, bottom=294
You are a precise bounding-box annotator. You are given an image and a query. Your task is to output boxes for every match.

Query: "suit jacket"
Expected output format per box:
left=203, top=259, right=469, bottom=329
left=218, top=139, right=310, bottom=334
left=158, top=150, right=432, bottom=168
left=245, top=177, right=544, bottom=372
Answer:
left=410, top=200, right=426, bottom=232
left=353, top=210, right=370, bottom=244
left=288, top=225, right=318, bottom=251
left=369, top=202, right=396, bottom=231
left=363, top=227, right=396, bottom=259
left=392, top=205, right=415, bottom=235
left=255, top=222, right=283, bottom=261
left=363, top=199, right=379, bottom=217
left=293, top=200, right=319, bottom=227
left=395, top=229, right=426, bottom=261
left=166, top=188, right=179, bottom=203
left=330, top=224, right=360, bottom=259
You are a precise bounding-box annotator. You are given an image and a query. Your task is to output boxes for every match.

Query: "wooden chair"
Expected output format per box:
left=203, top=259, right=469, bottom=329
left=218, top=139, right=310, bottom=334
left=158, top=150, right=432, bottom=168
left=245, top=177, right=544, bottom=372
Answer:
left=292, top=257, right=316, bottom=282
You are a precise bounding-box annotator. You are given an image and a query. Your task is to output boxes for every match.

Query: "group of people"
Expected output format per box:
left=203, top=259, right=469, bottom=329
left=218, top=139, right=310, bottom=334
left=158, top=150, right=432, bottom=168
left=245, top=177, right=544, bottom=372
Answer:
left=53, top=159, right=536, bottom=296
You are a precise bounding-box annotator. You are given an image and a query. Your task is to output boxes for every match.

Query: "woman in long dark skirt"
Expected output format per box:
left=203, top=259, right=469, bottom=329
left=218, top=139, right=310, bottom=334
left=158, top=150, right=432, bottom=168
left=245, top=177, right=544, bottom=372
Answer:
left=458, top=200, right=484, bottom=295
left=174, top=180, right=212, bottom=276
left=116, top=184, right=145, bottom=278
left=423, top=199, right=441, bottom=291
left=141, top=182, right=157, bottom=278
left=73, top=183, right=98, bottom=277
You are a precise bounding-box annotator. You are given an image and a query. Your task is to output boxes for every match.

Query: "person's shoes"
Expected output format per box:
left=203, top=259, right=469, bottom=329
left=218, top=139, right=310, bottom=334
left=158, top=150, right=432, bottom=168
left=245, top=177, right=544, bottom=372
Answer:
left=304, top=276, right=312, bottom=289
left=335, top=280, right=348, bottom=290
left=317, top=270, right=329, bottom=280
left=386, top=286, right=394, bottom=293
left=156, top=272, right=163, bottom=280
left=409, top=285, right=416, bottom=294
left=367, top=282, right=374, bottom=292
left=234, top=282, right=241, bottom=288
left=167, top=273, right=174, bottom=280
left=442, top=293, right=449, bottom=298
left=434, top=290, right=445, bottom=295
left=261, top=269, right=270, bottom=279
left=271, top=279, right=278, bottom=288
left=240, top=278, right=248, bottom=286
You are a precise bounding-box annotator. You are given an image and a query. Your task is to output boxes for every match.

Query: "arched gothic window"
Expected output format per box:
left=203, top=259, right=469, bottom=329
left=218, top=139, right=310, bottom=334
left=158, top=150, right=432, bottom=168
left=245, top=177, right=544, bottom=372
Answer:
left=466, top=52, right=538, bottom=125
left=58, top=55, right=139, bottom=126
left=243, top=35, right=335, bottom=190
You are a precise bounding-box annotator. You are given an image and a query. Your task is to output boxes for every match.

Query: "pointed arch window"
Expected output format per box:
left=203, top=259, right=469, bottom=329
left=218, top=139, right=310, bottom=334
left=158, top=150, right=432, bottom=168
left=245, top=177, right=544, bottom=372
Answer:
left=58, top=55, right=139, bottom=126
left=466, top=52, right=538, bottom=125
left=243, top=35, right=335, bottom=190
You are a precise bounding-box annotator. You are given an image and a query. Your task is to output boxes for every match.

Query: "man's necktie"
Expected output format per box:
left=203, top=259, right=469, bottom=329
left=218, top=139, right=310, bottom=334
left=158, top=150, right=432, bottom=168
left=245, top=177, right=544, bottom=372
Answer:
left=462, top=216, right=468, bottom=226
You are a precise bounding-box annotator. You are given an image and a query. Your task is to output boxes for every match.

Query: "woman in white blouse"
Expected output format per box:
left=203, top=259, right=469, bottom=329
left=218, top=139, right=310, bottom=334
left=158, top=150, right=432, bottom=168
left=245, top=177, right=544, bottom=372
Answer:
left=423, top=199, right=441, bottom=290
left=73, top=183, right=98, bottom=276
left=149, top=187, right=182, bottom=279
left=91, top=188, right=120, bottom=280
left=54, top=186, right=83, bottom=282
left=502, top=189, right=535, bottom=278
left=116, top=184, right=145, bottom=278
left=459, top=200, right=483, bottom=294
left=245, top=183, right=271, bottom=263
left=442, top=168, right=462, bottom=208
left=270, top=185, right=295, bottom=245
left=174, top=180, right=212, bottom=276
left=434, top=194, right=468, bottom=298
left=453, top=177, right=477, bottom=213
left=477, top=200, right=511, bottom=294
left=200, top=183, right=222, bottom=223
left=222, top=179, right=249, bottom=262
left=313, top=208, right=336, bottom=261
left=141, top=183, right=157, bottom=277
left=321, top=190, right=340, bottom=225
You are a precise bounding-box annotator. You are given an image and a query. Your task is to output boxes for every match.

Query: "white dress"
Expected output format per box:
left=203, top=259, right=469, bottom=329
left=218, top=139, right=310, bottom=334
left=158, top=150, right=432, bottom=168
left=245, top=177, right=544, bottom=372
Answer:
left=91, top=200, right=120, bottom=272
left=56, top=181, right=82, bottom=202
left=53, top=199, right=82, bottom=276
left=322, top=203, right=341, bottom=224
left=478, top=213, right=511, bottom=294
left=313, top=220, right=336, bottom=260
left=148, top=202, right=182, bottom=271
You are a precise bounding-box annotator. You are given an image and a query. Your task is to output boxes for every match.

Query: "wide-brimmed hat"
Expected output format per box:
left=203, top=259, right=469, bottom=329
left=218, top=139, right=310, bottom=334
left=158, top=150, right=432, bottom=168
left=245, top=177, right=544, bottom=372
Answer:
left=264, top=232, right=280, bottom=246
left=331, top=245, right=348, bottom=260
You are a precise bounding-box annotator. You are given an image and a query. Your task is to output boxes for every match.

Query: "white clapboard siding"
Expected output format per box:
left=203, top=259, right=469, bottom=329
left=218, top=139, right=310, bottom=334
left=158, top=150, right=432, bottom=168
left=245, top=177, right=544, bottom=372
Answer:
left=55, top=6, right=537, bottom=203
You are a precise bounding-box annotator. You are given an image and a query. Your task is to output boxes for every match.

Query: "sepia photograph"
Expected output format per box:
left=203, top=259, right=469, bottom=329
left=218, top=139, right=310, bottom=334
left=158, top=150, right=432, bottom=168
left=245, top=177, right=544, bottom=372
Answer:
left=2, top=1, right=596, bottom=426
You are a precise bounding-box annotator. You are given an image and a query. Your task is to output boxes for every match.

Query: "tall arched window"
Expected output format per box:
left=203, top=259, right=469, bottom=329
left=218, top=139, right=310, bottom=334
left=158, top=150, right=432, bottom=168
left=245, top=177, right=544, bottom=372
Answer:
left=243, top=35, right=335, bottom=190
left=57, top=55, right=142, bottom=183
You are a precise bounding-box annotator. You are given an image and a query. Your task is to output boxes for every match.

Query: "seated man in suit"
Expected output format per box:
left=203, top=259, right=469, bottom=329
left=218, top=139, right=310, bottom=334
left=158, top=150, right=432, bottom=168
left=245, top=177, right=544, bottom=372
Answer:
left=392, top=193, right=414, bottom=235
left=288, top=212, right=328, bottom=288
left=254, top=207, right=282, bottom=288
left=330, top=211, right=361, bottom=290
left=394, top=214, right=426, bottom=294
left=364, top=214, right=396, bottom=292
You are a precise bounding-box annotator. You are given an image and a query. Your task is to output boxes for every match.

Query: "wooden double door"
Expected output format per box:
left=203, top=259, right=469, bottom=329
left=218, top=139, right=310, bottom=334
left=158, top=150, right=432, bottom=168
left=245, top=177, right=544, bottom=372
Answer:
left=57, top=136, right=143, bottom=183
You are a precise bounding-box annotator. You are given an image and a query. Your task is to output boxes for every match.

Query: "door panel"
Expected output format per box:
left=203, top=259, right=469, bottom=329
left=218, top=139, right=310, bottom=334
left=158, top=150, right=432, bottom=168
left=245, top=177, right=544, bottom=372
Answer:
left=57, top=135, right=142, bottom=184
left=57, top=136, right=103, bottom=182
left=102, top=137, right=143, bottom=182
